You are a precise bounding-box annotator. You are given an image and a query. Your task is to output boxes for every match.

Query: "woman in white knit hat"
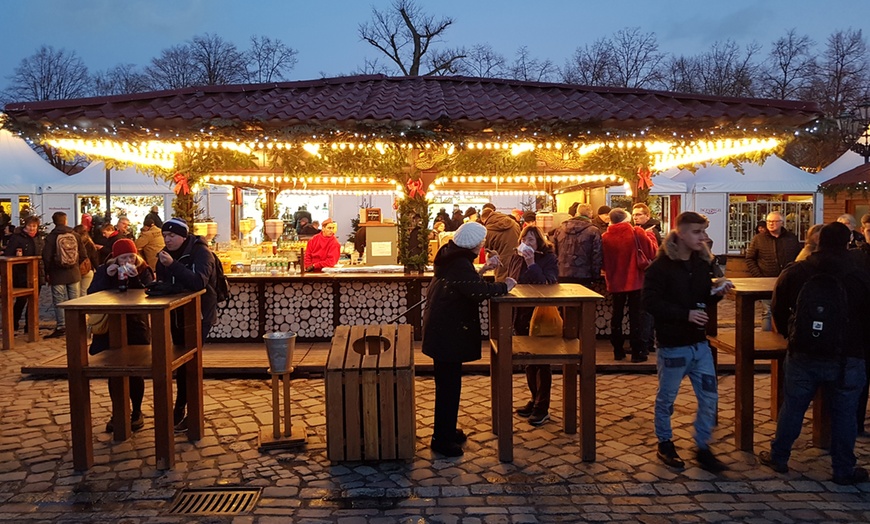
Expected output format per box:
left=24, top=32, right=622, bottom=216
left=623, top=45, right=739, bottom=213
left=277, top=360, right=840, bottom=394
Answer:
left=422, top=222, right=516, bottom=457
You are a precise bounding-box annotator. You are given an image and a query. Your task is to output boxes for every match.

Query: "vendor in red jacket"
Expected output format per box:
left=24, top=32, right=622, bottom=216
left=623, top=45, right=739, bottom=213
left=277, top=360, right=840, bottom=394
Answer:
left=303, top=218, right=340, bottom=272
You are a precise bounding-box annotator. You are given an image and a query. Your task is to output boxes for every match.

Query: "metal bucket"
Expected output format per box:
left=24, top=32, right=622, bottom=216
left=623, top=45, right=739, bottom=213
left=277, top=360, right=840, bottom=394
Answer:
left=264, top=332, right=297, bottom=373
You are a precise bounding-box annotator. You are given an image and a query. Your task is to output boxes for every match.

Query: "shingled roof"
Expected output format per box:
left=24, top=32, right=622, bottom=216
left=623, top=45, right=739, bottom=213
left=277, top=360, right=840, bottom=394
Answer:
left=819, top=162, right=870, bottom=191
left=3, top=75, right=821, bottom=138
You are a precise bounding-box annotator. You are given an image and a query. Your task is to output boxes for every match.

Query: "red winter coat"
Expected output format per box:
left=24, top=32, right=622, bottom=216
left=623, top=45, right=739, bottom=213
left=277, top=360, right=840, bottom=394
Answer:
left=601, top=221, right=657, bottom=293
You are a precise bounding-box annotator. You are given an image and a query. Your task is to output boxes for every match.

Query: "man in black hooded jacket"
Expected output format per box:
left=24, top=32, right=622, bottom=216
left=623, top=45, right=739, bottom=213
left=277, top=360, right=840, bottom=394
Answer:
left=156, top=217, right=217, bottom=433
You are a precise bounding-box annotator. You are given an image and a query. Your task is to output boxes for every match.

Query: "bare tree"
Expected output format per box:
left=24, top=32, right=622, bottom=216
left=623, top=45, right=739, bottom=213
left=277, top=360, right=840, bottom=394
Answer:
left=607, top=27, right=664, bottom=88
left=350, top=57, right=392, bottom=76
left=657, top=55, right=702, bottom=93
left=4, top=45, right=91, bottom=102
left=93, top=63, right=150, bottom=96
left=358, top=0, right=465, bottom=76
left=561, top=37, right=613, bottom=86
left=189, top=33, right=248, bottom=85
left=807, top=29, right=868, bottom=115
left=695, top=40, right=761, bottom=97
left=759, top=29, right=816, bottom=100
left=245, top=36, right=298, bottom=83
left=506, top=46, right=556, bottom=82
left=458, top=44, right=506, bottom=78
left=145, top=44, right=202, bottom=89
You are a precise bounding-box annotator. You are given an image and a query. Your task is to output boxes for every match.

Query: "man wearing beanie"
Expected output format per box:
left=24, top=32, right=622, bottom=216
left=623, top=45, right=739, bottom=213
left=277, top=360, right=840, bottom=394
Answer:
left=88, top=236, right=155, bottom=433
left=422, top=222, right=516, bottom=457
left=761, top=222, right=870, bottom=485
left=593, top=205, right=611, bottom=234
left=157, top=217, right=218, bottom=432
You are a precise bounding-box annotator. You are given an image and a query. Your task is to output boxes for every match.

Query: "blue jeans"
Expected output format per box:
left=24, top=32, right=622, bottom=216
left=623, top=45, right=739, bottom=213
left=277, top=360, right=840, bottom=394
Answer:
left=769, top=353, right=866, bottom=478
left=655, top=341, right=718, bottom=449
left=51, top=282, right=81, bottom=328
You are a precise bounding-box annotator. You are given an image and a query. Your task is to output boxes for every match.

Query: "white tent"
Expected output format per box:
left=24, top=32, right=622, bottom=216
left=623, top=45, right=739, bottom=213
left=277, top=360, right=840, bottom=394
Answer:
left=41, top=161, right=177, bottom=231
left=0, top=129, right=69, bottom=223
left=670, top=156, right=827, bottom=254
left=43, top=161, right=174, bottom=194
left=816, top=150, right=865, bottom=181
left=671, top=156, right=824, bottom=193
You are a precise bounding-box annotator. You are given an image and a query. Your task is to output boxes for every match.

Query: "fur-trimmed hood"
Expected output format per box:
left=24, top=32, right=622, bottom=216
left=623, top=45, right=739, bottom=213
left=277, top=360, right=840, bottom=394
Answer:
left=658, top=230, right=716, bottom=265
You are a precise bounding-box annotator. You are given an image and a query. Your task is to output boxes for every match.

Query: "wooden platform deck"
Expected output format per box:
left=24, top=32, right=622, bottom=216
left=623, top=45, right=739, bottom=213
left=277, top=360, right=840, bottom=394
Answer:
left=21, top=335, right=747, bottom=378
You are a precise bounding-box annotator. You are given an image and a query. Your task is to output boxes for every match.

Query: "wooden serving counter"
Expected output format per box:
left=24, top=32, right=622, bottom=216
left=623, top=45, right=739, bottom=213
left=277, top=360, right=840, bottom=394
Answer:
left=210, top=272, right=621, bottom=343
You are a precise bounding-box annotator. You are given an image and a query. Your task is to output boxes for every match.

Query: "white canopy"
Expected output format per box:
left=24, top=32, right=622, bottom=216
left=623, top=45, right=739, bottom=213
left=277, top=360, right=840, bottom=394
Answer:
left=0, top=129, right=68, bottom=193
left=816, top=150, right=865, bottom=181
left=43, top=160, right=174, bottom=194
left=671, top=156, right=825, bottom=193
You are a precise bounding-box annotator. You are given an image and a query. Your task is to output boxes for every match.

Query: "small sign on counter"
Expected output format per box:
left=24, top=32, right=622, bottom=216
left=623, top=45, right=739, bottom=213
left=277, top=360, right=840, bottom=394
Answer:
left=371, top=241, right=392, bottom=257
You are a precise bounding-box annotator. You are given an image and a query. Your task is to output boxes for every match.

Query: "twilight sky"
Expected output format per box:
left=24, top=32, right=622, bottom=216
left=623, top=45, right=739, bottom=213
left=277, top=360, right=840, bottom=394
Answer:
left=0, top=0, right=865, bottom=95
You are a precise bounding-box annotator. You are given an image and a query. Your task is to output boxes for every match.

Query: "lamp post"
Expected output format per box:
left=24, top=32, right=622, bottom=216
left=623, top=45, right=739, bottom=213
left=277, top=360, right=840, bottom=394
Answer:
left=836, top=102, right=870, bottom=164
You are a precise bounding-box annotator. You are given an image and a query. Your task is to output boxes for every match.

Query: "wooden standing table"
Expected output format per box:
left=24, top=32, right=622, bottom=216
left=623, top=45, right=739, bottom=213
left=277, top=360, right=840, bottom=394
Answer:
left=0, top=255, right=41, bottom=350
left=489, top=283, right=602, bottom=462
left=710, top=277, right=828, bottom=452
left=60, top=288, right=205, bottom=471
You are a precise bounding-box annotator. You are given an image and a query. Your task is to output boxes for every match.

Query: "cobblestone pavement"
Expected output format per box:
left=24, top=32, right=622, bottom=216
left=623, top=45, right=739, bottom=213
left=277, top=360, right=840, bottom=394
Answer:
left=2, top=331, right=870, bottom=523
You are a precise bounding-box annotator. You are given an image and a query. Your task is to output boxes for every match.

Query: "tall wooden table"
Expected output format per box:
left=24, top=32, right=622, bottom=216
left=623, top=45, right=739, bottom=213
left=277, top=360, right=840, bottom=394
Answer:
left=60, top=288, right=205, bottom=471
left=712, top=277, right=829, bottom=452
left=0, top=255, right=41, bottom=350
left=489, top=283, right=602, bottom=462
left=725, top=277, right=777, bottom=452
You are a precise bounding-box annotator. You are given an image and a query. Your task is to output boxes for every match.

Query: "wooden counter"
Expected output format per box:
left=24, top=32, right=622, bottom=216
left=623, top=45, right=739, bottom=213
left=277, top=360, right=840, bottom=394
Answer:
left=211, top=274, right=623, bottom=343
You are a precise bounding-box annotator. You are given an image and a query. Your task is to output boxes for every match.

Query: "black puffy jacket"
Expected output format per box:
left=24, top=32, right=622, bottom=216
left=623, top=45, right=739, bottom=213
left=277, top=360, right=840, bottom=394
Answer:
left=422, top=240, right=509, bottom=363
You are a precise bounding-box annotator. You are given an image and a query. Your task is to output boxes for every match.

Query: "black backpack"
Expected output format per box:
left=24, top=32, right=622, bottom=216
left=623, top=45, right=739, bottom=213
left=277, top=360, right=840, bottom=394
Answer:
left=212, top=252, right=230, bottom=305
left=788, top=267, right=849, bottom=357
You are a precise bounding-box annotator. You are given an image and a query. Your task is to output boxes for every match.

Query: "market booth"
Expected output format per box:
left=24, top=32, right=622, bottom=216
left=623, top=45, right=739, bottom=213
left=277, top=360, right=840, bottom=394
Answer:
left=2, top=75, right=822, bottom=341
left=817, top=151, right=869, bottom=223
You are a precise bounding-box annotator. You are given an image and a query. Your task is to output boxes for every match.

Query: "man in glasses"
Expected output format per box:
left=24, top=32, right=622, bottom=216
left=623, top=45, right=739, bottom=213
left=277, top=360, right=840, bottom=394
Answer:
left=745, top=211, right=801, bottom=330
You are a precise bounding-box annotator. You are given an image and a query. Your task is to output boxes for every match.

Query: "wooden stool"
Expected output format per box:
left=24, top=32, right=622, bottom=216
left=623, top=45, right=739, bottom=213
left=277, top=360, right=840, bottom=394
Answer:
left=259, top=369, right=307, bottom=450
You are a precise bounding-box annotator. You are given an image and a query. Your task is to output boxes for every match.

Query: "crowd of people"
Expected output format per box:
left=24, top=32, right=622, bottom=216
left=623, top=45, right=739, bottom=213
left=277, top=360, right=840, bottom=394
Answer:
left=2, top=208, right=218, bottom=436
left=422, top=201, right=870, bottom=485
left=3, top=199, right=868, bottom=484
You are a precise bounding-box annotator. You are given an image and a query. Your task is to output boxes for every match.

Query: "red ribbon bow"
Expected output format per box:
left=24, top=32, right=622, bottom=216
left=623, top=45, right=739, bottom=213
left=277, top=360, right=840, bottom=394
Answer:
left=637, top=166, right=654, bottom=191
left=173, top=172, right=190, bottom=195
left=406, top=178, right=424, bottom=199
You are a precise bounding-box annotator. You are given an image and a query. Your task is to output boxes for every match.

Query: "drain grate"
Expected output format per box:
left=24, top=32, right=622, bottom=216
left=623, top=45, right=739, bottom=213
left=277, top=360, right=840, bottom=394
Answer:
left=166, top=487, right=261, bottom=515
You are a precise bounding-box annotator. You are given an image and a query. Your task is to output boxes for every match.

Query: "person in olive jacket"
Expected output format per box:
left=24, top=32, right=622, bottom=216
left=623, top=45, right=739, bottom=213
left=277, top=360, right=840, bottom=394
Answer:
left=2, top=216, right=45, bottom=332
left=422, top=222, right=516, bottom=457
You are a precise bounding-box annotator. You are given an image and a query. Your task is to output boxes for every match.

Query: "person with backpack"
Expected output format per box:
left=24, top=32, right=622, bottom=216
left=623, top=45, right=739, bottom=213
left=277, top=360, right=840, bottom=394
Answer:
left=42, top=211, right=86, bottom=339
left=156, top=217, right=217, bottom=432
left=760, top=222, right=870, bottom=485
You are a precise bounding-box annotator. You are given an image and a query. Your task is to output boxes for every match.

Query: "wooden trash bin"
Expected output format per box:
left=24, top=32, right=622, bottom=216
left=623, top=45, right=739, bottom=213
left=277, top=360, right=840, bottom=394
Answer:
left=326, top=324, right=415, bottom=461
